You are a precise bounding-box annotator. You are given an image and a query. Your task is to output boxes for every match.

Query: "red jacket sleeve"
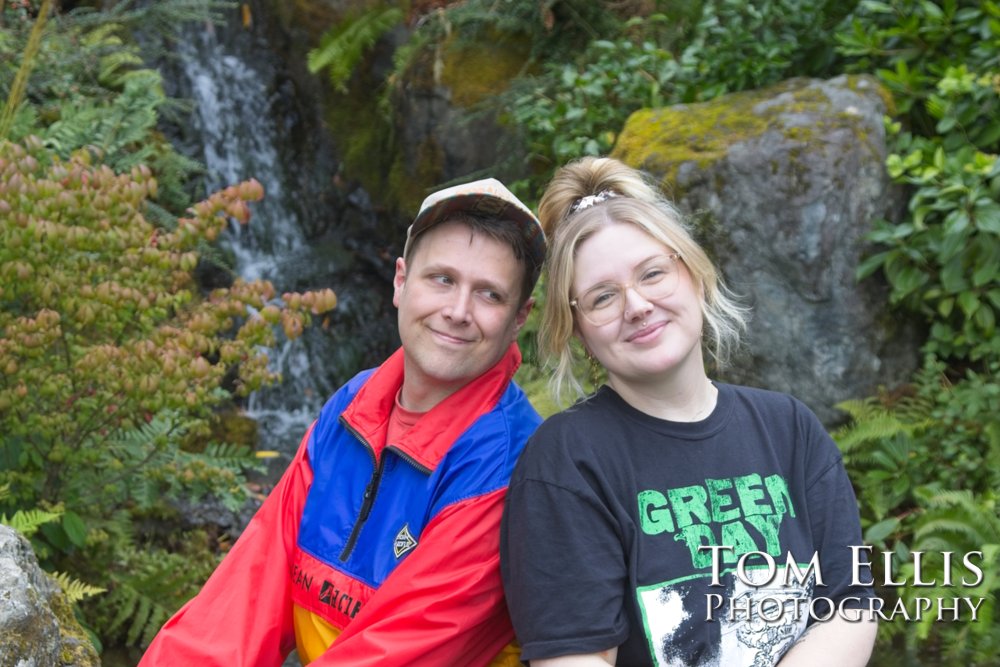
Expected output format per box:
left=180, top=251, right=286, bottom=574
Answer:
left=310, top=487, right=515, bottom=667
left=138, top=425, right=315, bottom=667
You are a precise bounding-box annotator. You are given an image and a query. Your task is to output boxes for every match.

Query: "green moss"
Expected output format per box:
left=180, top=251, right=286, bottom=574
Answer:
left=323, top=69, right=398, bottom=208
left=439, top=30, right=530, bottom=108
left=49, top=589, right=99, bottom=666
left=206, top=410, right=259, bottom=452
left=0, top=578, right=98, bottom=666
left=612, top=89, right=772, bottom=188
left=388, top=138, right=444, bottom=216
left=844, top=73, right=896, bottom=116
left=612, top=77, right=891, bottom=196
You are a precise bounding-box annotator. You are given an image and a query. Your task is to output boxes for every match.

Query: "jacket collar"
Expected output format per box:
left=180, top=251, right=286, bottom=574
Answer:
left=341, top=343, right=522, bottom=471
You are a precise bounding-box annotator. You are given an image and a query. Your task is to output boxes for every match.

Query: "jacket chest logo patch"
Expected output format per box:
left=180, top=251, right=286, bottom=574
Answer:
left=393, top=523, right=417, bottom=558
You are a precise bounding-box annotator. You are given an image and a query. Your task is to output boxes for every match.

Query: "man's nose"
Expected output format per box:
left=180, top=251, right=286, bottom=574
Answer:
left=443, top=288, right=473, bottom=323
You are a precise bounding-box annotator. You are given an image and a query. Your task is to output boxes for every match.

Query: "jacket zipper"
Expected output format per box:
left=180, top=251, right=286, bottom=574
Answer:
left=336, top=418, right=434, bottom=562
left=339, top=418, right=382, bottom=562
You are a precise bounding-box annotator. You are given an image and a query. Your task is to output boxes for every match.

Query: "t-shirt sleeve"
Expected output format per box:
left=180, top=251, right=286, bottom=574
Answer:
left=801, top=409, right=875, bottom=615
left=500, top=438, right=629, bottom=661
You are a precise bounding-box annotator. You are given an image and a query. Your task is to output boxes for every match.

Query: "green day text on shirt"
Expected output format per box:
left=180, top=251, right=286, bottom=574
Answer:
left=638, top=472, right=795, bottom=568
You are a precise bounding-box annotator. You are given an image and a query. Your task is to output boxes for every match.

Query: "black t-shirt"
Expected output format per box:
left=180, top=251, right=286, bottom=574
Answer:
left=500, top=383, right=873, bottom=666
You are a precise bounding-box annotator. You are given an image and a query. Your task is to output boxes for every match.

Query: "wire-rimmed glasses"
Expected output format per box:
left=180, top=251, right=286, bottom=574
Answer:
left=570, top=253, right=683, bottom=327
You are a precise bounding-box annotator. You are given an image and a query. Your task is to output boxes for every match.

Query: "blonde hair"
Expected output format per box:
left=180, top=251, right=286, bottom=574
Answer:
left=538, top=157, right=749, bottom=404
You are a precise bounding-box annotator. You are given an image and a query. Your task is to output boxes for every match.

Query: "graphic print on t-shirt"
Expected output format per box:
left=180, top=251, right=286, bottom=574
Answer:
left=637, top=568, right=812, bottom=667
left=638, top=473, right=795, bottom=569
left=635, top=473, right=811, bottom=666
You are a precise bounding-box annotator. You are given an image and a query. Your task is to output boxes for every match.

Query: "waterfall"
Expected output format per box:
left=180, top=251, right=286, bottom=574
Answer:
left=161, top=16, right=398, bottom=457
left=175, top=24, right=313, bottom=452
left=178, top=28, right=305, bottom=282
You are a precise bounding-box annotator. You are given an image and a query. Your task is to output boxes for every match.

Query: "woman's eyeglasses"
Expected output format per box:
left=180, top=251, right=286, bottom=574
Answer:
left=570, top=253, right=683, bottom=327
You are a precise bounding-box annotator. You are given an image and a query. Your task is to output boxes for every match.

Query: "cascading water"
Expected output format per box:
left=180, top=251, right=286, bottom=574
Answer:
left=176, top=24, right=317, bottom=452
left=160, top=15, right=398, bottom=459
left=178, top=27, right=305, bottom=282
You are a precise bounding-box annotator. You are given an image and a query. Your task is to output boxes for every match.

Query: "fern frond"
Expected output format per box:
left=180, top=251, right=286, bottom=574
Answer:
left=126, top=594, right=153, bottom=646
left=308, top=5, right=405, bottom=92
left=921, top=488, right=978, bottom=509
left=832, top=397, right=913, bottom=453
left=105, top=581, right=141, bottom=637
left=79, top=22, right=125, bottom=49
left=42, top=69, right=164, bottom=167
left=51, top=571, right=106, bottom=603
left=203, top=441, right=255, bottom=461
left=835, top=412, right=909, bottom=452
left=915, top=517, right=991, bottom=549
left=89, top=539, right=219, bottom=647
left=0, top=508, right=63, bottom=537
left=98, top=50, right=146, bottom=88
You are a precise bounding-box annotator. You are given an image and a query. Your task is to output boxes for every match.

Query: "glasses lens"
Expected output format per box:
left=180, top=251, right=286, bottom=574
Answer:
left=576, top=255, right=680, bottom=326
left=634, top=255, right=680, bottom=301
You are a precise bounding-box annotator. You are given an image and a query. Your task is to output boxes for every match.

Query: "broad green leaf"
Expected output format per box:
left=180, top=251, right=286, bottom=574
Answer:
left=958, top=290, right=981, bottom=317
left=974, top=201, right=1000, bottom=233
left=856, top=252, right=889, bottom=281
left=975, top=305, right=996, bottom=333
left=973, top=258, right=998, bottom=287
left=62, top=510, right=88, bottom=548
left=865, top=517, right=900, bottom=543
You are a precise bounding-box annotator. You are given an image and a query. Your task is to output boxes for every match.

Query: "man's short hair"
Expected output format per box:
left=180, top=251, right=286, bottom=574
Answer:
left=403, top=178, right=546, bottom=305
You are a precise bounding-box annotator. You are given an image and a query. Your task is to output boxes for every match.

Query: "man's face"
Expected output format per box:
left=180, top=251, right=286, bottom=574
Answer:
left=393, top=219, right=532, bottom=410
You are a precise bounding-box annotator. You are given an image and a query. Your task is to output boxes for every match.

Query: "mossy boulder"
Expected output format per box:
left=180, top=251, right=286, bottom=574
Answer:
left=614, top=75, right=921, bottom=425
left=389, top=27, right=531, bottom=214
left=0, top=525, right=100, bottom=667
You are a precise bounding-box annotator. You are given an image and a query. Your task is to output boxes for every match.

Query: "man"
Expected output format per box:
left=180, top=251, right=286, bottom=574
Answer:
left=140, top=178, right=546, bottom=666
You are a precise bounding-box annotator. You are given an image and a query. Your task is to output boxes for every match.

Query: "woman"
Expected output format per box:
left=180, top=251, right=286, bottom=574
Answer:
left=500, top=157, right=877, bottom=667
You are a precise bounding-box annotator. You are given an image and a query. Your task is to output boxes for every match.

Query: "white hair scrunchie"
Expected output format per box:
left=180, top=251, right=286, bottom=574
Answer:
left=567, top=189, right=619, bottom=217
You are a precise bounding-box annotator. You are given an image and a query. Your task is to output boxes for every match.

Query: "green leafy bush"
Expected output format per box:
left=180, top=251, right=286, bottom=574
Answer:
left=858, top=119, right=1000, bottom=361
left=1, top=0, right=230, bottom=216
left=833, top=3, right=1000, bottom=661
left=506, top=32, right=679, bottom=193
left=0, top=136, right=336, bottom=648
left=834, top=358, right=1000, bottom=664
left=501, top=0, right=853, bottom=198
left=845, top=1, right=1000, bottom=362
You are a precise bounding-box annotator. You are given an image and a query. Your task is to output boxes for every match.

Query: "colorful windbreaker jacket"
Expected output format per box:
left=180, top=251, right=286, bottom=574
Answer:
left=139, top=343, right=540, bottom=667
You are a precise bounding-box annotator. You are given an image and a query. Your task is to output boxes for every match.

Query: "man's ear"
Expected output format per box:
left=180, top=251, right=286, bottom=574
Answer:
left=511, top=297, right=534, bottom=337
left=392, top=257, right=406, bottom=308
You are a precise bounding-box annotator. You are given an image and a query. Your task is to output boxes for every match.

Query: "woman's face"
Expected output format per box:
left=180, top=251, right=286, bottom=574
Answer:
left=571, top=222, right=705, bottom=389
